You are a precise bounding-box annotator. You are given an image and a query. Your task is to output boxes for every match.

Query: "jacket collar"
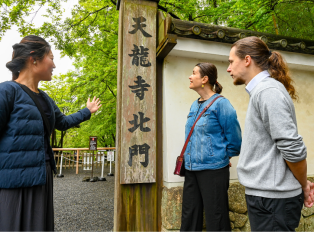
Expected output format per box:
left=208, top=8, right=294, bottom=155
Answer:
left=196, top=93, right=219, bottom=112
left=245, top=70, right=270, bottom=95
left=39, top=90, right=55, bottom=134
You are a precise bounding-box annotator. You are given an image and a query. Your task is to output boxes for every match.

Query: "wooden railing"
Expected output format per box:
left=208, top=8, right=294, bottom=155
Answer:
left=52, top=147, right=115, bottom=174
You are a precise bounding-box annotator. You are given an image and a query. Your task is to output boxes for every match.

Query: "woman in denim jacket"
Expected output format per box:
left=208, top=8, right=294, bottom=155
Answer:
left=180, top=63, right=242, bottom=231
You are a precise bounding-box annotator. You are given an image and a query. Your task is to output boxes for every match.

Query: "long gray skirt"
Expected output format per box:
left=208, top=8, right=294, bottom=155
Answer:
left=0, top=162, right=54, bottom=231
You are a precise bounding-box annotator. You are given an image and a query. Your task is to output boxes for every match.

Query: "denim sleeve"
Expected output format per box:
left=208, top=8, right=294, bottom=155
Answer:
left=52, top=99, right=91, bottom=131
left=216, top=98, right=242, bottom=157
left=0, top=83, right=14, bottom=135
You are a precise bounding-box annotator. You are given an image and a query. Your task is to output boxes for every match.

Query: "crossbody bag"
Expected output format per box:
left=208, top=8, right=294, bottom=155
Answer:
left=174, top=95, right=223, bottom=176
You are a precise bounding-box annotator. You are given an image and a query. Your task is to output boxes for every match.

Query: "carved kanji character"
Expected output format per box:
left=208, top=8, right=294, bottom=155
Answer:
left=128, top=45, right=151, bottom=67
left=128, top=76, right=150, bottom=100
left=128, top=112, right=151, bottom=133
left=128, top=16, right=152, bottom=37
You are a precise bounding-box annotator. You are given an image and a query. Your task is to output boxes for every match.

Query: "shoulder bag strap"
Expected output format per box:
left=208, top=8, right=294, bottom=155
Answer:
left=14, top=81, right=51, bottom=134
left=179, top=95, right=223, bottom=158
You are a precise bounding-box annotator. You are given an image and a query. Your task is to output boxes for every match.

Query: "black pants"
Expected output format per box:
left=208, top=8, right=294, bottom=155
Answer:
left=180, top=166, right=231, bottom=231
left=246, top=193, right=304, bottom=231
left=0, top=162, right=54, bottom=231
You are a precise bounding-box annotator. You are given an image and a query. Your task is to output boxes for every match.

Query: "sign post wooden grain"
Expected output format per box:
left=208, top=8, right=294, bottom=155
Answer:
left=120, top=0, right=156, bottom=184
left=114, top=0, right=160, bottom=230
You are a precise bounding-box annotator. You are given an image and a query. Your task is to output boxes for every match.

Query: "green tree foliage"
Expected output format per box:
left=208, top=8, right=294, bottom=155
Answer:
left=0, top=0, right=63, bottom=39
left=2, top=0, right=314, bottom=41
left=40, top=73, right=77, bottom=148
left=1, top=0, right=118, bottom=147
left=157, top=0, right=314, bottom=39
left=1, top=0, right=313, bottom=147
left=37, top=0, right=118, bottom=147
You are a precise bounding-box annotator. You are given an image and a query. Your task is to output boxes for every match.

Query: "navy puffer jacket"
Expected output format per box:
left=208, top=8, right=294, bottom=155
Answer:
left=0, top=81, right=91, bottom=188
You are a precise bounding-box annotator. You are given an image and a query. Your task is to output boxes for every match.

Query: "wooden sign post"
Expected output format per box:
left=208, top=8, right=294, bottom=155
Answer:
left=114, top=0, right=160, bottom=230
left=120, top=0, right=157, bottom=184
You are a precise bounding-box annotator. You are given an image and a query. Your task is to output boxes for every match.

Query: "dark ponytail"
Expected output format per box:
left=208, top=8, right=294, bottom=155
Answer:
left=213, top=81, right=223, bottom=94
left=195, top=62, right=223, bottom=94
left=232, top=36, right=298, bottom=100
left=268, top=51, right=296, bottom=100
left=6, top=35, right=51, bottom=80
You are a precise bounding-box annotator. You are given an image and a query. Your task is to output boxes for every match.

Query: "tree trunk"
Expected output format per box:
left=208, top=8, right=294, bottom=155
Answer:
left=272, top=13, right=279, bottom=35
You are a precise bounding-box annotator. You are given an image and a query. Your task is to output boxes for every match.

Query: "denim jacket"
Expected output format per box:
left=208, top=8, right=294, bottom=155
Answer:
left=184, top=94, right=242, bottom=171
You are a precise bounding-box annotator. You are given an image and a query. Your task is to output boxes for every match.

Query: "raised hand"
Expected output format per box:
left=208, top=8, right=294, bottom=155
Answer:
left=86, top=96, right=102, bottom=114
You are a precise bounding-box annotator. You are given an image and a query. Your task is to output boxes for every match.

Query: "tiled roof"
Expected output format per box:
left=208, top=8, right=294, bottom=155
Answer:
left=170, top=18, right=314, bottom=55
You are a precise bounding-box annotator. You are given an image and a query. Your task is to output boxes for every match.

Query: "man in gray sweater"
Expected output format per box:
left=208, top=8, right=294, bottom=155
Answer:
left=227, top=36, right=314, bottom=231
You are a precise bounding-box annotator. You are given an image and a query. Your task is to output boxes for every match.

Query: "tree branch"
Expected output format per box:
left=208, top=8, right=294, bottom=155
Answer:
left=192, top=14, right=212, bottom=20
left=189, top=14, right=193, bottom=21
left=157, top=5, right=180, bottom=19
left=70, top=5, right=109, bottom=28
left=165, top=2, right=183, bottom=10
left=275, top=13, right=296, bottom=32
left=244, top=9, right=272, bottom=29
left=107, top=82, right=116, bottom=98
left=77, top=10, right=100, bottom=37
left=306, top=3, right=314, bottom=27
left=30, top=4, right=43, bottom=24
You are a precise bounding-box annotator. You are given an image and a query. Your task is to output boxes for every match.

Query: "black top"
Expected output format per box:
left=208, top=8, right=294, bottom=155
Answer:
left=32, top=91, right=52, bottom=161
left=198, top=99, right=206, bottom=104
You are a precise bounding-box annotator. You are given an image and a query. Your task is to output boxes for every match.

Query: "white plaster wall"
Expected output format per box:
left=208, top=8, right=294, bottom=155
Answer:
left=163, top=37, right=314, bottom=184
left=292, top=69, right=314, bottom=174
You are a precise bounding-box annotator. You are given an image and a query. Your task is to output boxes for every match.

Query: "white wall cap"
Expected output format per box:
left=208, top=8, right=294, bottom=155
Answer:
left=169, top=37, right=314, bottom=71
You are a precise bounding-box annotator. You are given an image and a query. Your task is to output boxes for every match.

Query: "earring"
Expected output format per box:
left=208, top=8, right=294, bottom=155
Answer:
left=33, top=61, right=37, bottom=64
left=202, top=84, right=204, bottom=88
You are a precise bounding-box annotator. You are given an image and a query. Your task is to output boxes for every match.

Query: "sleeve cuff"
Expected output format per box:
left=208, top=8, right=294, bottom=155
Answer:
left=227, top=150, right=240, bottom=157
left=282, top=150, right=307, bottom=163
left=81, top=107, right=92, bottom=121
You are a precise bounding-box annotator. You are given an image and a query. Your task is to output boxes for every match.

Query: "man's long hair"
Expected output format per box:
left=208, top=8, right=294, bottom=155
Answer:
left=232, top=36, right=298, bottom=100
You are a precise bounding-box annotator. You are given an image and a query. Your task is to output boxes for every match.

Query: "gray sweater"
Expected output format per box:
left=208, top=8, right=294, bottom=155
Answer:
left=237, top=78, right=307, bottom=198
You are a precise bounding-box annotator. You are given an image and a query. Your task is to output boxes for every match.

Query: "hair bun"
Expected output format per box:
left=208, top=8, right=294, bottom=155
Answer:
left=12, top=43, right=27, bottom=51
left=6, top=59, right=24, bottom=73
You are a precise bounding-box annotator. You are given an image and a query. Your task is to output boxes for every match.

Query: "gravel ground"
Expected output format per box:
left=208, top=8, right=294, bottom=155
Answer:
left=54, top=165, right=115, bottom=231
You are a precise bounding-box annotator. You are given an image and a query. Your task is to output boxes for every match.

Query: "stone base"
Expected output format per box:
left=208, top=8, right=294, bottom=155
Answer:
left=161, top=226, right=179, bottom=232
left=161, top=178, right=314, bottom=231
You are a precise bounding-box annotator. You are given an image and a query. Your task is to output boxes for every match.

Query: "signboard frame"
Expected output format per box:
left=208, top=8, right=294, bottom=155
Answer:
left=89, top=136, right=97, bottom=151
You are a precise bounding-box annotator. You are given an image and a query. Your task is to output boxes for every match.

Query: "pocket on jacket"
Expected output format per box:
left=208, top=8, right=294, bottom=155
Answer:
left=200, top=136, right=214, bottom=163
left=196, top=112, right=210, bottom=127
left=186, top=112, right=195, bottom=128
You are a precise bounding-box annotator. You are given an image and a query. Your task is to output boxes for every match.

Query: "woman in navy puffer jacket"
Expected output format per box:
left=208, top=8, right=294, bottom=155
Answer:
left=0, top=35, right=101, bottom=231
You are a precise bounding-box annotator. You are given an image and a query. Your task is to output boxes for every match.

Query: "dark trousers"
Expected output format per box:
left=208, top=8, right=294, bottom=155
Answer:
left=246, top=193, right=304, bottom=231
left=180, top=166, right=231, bottom=231
left=0, top=162, right=54, bottom=231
